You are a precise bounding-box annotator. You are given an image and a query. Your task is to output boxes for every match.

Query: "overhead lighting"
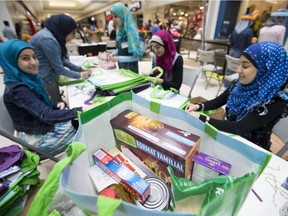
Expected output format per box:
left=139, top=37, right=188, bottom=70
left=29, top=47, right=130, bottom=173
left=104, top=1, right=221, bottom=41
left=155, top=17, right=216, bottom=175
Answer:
left=49, top=1, right=77, bottom=7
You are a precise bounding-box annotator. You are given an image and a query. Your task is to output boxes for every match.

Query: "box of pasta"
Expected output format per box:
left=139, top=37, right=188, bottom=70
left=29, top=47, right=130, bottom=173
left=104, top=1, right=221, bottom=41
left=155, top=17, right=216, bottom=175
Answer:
left=110, top=109, right=200, bottom=183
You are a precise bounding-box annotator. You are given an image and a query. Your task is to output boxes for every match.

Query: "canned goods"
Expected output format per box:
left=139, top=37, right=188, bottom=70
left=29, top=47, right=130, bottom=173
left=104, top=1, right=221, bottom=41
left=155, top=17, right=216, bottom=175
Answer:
left=136, top=177, right=171, bottom=211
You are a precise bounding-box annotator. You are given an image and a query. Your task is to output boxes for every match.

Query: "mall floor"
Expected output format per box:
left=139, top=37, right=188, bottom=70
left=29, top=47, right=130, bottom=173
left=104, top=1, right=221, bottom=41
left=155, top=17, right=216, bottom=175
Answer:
left=0, top=51, right=227, bottom=179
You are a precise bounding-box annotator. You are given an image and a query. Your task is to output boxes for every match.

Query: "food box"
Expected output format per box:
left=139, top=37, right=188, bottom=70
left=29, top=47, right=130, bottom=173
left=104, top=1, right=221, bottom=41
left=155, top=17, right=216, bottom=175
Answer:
left=110, top=109, right=200, bottom=184
left=191, top=152, right=232, bottom=184
left=93, top=148, right=150, bottom=203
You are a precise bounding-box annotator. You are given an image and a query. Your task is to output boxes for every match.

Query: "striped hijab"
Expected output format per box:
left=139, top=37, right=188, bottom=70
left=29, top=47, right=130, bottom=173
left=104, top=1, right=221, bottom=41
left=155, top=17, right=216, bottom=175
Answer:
left=227, top=42, right=288, bottom=120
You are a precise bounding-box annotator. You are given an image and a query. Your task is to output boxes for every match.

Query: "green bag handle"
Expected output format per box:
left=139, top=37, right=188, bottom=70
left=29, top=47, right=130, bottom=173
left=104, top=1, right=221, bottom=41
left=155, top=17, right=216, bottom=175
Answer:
left=150, top=85, right=179, bottom=99
left=97, top=196, right=122, bottom=216
left=27, top=142, right=86, bottom=216
left=80, top=60, right=92, bottom=70
left=146, top=66, right=163, bottom=86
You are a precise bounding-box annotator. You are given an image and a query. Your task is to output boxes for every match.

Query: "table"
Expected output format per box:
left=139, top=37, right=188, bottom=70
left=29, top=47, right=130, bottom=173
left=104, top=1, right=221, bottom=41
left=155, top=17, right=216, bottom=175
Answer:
left=238, top=154, right=288, bottom=215
left=77, top=42, right=107, bottom=56
left=66, top=56, right=288, bottom=215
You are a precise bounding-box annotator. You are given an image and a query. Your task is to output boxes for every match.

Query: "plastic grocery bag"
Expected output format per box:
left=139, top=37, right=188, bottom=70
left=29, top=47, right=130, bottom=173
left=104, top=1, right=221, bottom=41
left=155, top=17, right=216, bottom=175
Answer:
left=60, top=91, right=271, bottom=216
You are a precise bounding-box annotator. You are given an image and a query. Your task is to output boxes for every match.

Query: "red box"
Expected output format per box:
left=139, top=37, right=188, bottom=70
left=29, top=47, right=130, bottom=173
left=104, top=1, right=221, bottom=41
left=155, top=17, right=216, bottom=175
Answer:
left=93, top=148, right=151, bottom=203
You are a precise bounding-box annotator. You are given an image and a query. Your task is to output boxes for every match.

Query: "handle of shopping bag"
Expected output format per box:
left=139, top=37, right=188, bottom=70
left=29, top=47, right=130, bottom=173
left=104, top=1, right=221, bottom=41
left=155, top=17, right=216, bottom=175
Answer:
left=146, top=66, right=163, bottom=86
left=27, top=142, right=87, bottom=216
left=97, top=196, right=122, bottom=216
left=150, top=85, right=179, bottom=99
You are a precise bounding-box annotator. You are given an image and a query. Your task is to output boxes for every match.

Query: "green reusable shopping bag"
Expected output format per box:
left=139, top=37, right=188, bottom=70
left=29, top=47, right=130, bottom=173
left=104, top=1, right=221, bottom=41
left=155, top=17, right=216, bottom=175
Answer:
left=27, top=142, right=86, bottom=216
left=60, top=91, right=271, bottom=216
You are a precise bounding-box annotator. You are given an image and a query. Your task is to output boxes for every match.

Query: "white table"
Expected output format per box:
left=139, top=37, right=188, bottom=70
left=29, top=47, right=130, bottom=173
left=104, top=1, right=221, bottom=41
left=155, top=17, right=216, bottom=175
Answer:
left=238, top=154, right=288, bottom=216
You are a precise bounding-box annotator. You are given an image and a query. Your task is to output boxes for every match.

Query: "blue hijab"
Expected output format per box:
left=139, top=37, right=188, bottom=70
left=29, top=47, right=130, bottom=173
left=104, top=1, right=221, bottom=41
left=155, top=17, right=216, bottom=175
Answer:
left=111, top=2, right=142, bottom=59
left=45, top=14, right=77, bottom=58
left=0, top=39, right=51, bottom=107
left=227, top=41, right=288, bottom=120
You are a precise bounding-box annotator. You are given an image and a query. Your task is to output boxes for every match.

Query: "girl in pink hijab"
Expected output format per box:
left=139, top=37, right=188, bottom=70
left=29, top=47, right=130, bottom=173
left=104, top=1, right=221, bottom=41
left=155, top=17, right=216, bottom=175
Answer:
left=144, top=30, right=183, bottom=91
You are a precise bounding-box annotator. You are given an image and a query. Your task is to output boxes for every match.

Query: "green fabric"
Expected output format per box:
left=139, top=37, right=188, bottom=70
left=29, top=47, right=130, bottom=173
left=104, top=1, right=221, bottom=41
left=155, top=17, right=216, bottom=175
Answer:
left=0, top=150, right=41, bottom=216
left=27, top=142, right=86, bottom=216
left=97, top=196, right=122, bottom=216
left=205, top=122, right=218, bottom=140
left=150, top=100, right=161, bottom=114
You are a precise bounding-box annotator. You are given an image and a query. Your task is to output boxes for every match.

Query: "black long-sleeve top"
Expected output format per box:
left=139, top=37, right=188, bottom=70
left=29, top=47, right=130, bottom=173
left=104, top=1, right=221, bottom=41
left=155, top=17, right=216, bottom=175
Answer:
left=199, top=88, right=287, bottom=150
left=151, top=55, right=183, bottom=91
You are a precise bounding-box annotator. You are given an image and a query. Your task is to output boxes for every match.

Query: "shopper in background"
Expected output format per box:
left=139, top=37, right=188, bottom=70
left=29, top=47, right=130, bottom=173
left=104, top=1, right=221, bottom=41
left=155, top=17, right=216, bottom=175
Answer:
left=258, top=8, right=288, bottom=46
left=107, top=2, right=142, bottom=73
left=0, top=40, right=94, bottom=154
left=141, top=30, right=183, bottom=91
left=30, top=14, right=92, bottom=102
left=2, top=20, right=17, bottom=40
left=186, top=42, right=288, bottom=151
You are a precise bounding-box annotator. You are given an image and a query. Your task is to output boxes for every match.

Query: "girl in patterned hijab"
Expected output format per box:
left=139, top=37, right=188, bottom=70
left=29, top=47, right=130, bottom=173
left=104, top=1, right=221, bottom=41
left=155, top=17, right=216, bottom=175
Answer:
left=108, top=2, right=142, bottom=73
left=186, top=41, right=288, bottom=150
left=227, top=41, right=288, bottom=120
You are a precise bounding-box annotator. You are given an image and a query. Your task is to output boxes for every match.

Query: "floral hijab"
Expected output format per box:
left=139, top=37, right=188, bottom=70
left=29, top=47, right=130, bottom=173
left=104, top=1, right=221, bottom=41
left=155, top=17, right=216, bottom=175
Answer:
left=0, top=39, right=51, bottom=107
left=110, top=2, right=142, bottom=59
left=45, top=14, right=77, bottom=58
left=227, top=41, right=288, bottom=120
left=153, top=30, right=176, bottom=75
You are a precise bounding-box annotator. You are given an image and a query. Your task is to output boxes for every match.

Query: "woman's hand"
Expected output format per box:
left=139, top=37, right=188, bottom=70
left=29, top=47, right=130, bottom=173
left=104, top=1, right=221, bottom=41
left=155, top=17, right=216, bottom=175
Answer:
left=187, top=111, right=201, bottom=119
left=149, top=77, right=163, bottom=85
left=108, top=55, right=119, bottom=62
left=185, top=103, right=200, bottom=112
left=80, top=70, right=92, bottom=78
left=56, top=102, right=66, bottom=110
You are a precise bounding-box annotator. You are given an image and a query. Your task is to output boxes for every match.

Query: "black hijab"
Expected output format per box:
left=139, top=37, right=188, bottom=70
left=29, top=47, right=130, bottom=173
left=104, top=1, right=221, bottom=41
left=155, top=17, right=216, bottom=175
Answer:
left=45, top=14, right=77, bottom=58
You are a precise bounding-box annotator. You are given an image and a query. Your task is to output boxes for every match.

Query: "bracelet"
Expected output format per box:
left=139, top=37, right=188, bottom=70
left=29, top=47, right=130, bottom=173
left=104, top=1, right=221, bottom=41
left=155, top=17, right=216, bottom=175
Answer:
left=197, top=103, right=205, bottom=111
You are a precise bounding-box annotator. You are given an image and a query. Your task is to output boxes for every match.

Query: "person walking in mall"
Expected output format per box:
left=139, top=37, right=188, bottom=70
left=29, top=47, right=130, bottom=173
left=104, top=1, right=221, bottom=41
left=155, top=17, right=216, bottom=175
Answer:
left=0, top=40, right=95, bottom=154
left=29, top=14, right=92, bottom=102
left=107, top=2, right=142, bottom=73
left=186, top=41, right=288, bottom=151
left=141, top=30, right=183, bottom=91
left=2, top=20, right=17, bottom=40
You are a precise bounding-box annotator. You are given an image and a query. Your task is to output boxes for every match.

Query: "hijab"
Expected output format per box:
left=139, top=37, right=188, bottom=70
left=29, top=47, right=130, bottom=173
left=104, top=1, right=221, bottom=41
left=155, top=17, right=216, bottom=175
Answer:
left=110, top=2, right=142, bottom=59
left=0, top=39, right=51, bottom=107
left=234, top=20, right=253, bottom=34
left=150, top=30, right=176, bottom=75
left=45, top=14, right=77, bottom=58
left=227, top=42, right=288, bottom=120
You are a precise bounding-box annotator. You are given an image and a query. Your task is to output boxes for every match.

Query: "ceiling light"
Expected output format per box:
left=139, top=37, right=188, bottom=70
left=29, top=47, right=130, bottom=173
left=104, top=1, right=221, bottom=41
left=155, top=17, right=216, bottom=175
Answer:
left=49, top=1, right=77, bottom=7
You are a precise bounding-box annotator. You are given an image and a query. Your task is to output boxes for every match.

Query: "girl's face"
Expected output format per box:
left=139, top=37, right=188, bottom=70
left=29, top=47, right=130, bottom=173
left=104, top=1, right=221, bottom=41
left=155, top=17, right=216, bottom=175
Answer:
left=112, top=12, right=122, bottom=28
left=65, top=29, right=76, bottom=42
left=151, top=42, right=165, bottom=57
left=237, top=55, right=257, bottom=85
left=17, top=49, right=38, bottom=74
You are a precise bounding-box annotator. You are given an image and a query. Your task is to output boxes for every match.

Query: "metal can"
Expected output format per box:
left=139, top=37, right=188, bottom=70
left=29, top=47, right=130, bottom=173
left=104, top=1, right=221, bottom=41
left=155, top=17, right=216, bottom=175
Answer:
left=136, top=177, right=171, bottom=211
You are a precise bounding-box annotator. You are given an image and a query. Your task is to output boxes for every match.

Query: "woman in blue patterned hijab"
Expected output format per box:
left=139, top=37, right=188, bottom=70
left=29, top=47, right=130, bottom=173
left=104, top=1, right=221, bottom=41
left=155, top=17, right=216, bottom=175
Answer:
left=186, top=41, right=288, bottom=150
left=0, top=39, right=51, bottom=107
left=227, top=41, right=288, bottom=120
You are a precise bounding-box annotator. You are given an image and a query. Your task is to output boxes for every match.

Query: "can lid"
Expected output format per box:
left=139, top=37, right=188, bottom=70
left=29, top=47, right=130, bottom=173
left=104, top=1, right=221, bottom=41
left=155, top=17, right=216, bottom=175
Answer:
left=136, top=177, right=171, bottom=211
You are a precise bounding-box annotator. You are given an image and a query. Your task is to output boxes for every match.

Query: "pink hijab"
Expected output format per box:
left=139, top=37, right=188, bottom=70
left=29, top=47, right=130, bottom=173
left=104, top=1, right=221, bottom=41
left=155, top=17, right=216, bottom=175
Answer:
left=153, top=30, right=176, bottom=75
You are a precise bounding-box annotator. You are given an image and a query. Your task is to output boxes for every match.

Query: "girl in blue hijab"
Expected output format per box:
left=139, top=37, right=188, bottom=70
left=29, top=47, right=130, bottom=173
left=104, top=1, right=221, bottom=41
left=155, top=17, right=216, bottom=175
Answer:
left=108, top=2, right=142, bottom=73
left=186, top=42, right=288, bottom=150
left=0, top=39, right=84, bottom=154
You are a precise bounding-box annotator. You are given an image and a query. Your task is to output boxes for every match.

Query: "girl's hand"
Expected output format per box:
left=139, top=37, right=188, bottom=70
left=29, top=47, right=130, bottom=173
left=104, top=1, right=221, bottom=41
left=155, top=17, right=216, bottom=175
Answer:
left=185, top=103, right=200, bottom=112
left=188, top=111, right=201, bottom=119
left=81, top=70, right=92, bottom=78
left=56, top=102, right=66, bottom=110
left=108, top=55, right=119, bottom=62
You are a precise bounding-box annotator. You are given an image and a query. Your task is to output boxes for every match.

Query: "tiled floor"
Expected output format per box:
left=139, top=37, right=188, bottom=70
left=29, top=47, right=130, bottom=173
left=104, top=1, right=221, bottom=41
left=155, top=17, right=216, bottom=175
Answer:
left=0, top=53, right=223, bottom=178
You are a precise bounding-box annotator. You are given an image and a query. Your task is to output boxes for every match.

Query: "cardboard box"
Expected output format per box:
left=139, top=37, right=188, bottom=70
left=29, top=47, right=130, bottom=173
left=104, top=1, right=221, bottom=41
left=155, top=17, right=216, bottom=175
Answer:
left=110, top=110, right=200, bottom=184
left=189, top=96, right=225, bottom=120
left=93, top=148, right=150, bottom=203
left=191, top=152, right=232, bottom=184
